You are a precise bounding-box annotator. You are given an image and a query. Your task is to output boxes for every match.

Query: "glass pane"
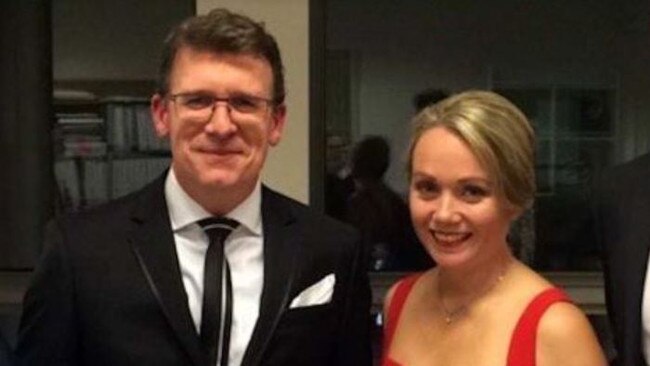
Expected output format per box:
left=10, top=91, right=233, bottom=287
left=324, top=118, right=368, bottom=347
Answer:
left=556, top=89, right=615, bottom=136
left=555, top=139, right=614, bottom=186
left=496, top=89, right=553, bottom=136
left=536, top=139, right=553, bottom=194
left=535, top=139, right=614, bottom=270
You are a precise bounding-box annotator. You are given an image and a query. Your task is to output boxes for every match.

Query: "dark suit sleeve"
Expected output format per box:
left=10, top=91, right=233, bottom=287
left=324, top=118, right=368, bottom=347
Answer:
left=592, top=171, right=625, bottom=365
left=15, top=219, right=79, bottom=366
left=335, top=234, right=372, bottom=366
left=0, top=331, right=16, bottom=366
left=591, top=176, right=615, bottom=356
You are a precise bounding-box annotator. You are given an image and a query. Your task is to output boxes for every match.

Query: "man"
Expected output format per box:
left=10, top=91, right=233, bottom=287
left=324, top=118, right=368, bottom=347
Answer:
left=17, top=9, right=371, bottom=366
left=593, top=152, right=650, bottom=366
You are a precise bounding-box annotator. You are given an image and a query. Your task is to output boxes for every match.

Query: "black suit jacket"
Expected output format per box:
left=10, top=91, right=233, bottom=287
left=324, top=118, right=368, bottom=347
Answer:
left=16, top=176, right=372, bottom=366
left=593, top=153, right=650, bottom=366
left=0, top=332, right=15, bottom=366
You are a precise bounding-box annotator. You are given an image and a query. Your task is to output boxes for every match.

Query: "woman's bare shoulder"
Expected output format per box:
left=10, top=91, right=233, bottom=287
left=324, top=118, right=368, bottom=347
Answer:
left=535, top=296, right=607, bottom=366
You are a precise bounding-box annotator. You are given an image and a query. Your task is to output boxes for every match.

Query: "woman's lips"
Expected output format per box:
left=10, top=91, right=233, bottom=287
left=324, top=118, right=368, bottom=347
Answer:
left=430, top=230, right=471, bottom=245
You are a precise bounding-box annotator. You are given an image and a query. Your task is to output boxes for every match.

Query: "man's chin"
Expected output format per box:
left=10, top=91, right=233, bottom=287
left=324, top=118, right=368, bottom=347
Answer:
left=199, top=174, right=240, bottom=189
left=198, top=170, right=257, bottom=191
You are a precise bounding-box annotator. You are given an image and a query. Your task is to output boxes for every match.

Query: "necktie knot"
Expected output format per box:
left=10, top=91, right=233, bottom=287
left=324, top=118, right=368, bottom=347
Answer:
left=198, top=217, right=240, bottom=244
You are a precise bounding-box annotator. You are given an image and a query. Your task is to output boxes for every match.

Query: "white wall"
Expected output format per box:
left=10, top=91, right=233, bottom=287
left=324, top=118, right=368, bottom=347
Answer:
left=197, top=0, right=310, bottom=203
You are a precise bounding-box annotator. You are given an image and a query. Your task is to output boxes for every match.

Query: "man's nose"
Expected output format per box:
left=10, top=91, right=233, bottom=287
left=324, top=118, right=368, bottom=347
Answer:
left=205, top=102, right=237, bottom=136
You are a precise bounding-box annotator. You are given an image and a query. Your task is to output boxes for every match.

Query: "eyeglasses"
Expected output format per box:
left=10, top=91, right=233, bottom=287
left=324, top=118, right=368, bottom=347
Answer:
left=167, top=92, right=274, bottom=122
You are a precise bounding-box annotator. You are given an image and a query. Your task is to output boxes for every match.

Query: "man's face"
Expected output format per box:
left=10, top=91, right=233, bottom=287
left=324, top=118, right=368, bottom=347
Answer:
left=152, top=47, right=286, bottom=204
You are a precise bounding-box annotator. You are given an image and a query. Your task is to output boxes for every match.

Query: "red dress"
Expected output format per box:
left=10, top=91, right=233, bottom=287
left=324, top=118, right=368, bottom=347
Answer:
left=381, top=274, right=570, bottom=366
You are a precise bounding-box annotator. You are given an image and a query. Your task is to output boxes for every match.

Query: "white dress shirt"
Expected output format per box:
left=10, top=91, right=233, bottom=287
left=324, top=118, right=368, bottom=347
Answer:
left=165, top=170, right=264, bottom=366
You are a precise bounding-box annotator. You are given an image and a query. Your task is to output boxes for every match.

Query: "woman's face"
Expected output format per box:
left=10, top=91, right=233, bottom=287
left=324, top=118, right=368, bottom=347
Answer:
left=409, top=127, right=517, bottom=268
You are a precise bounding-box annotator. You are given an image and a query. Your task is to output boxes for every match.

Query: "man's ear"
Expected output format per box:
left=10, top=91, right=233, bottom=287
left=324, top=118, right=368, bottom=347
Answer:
left=151, top=94, right=171, bottom=137
left=268, top=104, right=287, bottom=146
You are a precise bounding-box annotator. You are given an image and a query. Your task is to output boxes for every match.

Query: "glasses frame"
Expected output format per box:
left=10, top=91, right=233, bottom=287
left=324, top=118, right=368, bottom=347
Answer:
left=167, top=92, right=276, bottom=123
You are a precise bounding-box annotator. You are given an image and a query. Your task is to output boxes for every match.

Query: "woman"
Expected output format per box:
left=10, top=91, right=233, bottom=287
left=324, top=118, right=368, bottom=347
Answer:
left=382, top=91, right=606, bottom=366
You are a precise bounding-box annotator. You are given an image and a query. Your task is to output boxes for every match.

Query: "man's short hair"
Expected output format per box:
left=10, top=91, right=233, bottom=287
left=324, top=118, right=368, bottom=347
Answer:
left=157, top=8, right=285, bottom=104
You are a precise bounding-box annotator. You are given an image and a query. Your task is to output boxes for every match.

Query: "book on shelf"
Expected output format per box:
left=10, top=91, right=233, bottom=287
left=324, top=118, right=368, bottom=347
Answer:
left=54, top=119, right=106, bottom=158
left=54, top=160, right=81, bottom=209
left=84, top=160, right=109, bottom=206
left=53, top=90, right=173, bottom=211
left=61, top=139, right=108, bottom=158
left=135, top=104, right=168, bottom=151
left=56, top=114, right=104, bottom=125
left=53, top=89, right=97, bottom=102
left=105, top=101, right=170, bottom=153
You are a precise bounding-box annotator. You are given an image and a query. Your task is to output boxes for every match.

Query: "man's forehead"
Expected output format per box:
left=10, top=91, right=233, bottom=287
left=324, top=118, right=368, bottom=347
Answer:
left=168, top=47, right=275, bottom=92
left=173, top=46, right=270, bottom=69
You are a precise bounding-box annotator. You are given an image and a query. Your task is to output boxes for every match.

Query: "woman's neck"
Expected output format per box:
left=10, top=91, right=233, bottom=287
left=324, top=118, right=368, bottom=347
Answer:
left=436, top=247, right=514, bottom=322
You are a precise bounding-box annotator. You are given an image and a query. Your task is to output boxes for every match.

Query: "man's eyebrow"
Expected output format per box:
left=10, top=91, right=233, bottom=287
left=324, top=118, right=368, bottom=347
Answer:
left=175, top=89, right=214, bottom=95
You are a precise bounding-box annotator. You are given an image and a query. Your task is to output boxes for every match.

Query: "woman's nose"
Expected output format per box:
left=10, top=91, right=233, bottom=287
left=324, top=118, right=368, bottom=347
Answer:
left=432, top=193, right=460, bottom=225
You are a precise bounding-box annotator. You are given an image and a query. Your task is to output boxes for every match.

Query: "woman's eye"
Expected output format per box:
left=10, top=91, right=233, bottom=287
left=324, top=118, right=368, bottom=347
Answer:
left=413, top=180, right=439, bottom=197
left=460, top=185, right=488, bottom=202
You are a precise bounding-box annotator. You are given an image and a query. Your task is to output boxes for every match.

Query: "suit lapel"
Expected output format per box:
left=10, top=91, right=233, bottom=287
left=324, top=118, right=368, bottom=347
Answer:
left=128, top=177, right=206, bottom=366
left=241, top=187, right=299, bottom=366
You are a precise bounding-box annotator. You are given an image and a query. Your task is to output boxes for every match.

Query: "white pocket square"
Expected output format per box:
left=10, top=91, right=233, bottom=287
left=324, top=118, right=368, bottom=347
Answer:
left=289, top=273, right=336, bottom=309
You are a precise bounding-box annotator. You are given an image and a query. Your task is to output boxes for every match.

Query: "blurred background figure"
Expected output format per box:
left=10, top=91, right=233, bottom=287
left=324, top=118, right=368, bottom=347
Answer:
left=325, top=134, right=354, bottom=221
left=345, top=135, right=432, bottom=271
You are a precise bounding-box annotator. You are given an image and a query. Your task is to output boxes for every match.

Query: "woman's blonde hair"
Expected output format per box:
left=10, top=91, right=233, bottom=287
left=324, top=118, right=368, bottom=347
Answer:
left=408, top=90, right=535, bottom=210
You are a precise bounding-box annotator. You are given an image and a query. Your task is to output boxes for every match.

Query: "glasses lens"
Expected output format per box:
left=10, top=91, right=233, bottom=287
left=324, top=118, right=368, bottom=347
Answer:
left=172, top=93, right=271, bottom=122
left=229, top=95, right=264, bottom=114
left=181, top=94, right=212, bottom=109
left=171, top=94, right=210, bottom=121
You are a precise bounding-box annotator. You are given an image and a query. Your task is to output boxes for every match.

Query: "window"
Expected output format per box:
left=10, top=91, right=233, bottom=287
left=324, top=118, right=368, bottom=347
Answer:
left=323, top=0, right=650, bottom=273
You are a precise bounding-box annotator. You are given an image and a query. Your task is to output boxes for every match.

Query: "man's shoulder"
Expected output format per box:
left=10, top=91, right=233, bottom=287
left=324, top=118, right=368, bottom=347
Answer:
left=594, top=152, right=650, bottom=196
left=610, top=152, right=650, bottom=176
left=59, top=176, right=163, bottom=230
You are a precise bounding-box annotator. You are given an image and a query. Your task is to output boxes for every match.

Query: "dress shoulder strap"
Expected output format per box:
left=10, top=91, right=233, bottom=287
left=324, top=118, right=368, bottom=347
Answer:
left=382, top=273, right=422, bottom=359
left=506, top=287, right=571, bottom=366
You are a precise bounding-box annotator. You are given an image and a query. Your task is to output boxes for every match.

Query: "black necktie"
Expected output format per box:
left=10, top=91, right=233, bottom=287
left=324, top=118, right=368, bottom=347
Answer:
left=198, top=217, right=239, bottom=366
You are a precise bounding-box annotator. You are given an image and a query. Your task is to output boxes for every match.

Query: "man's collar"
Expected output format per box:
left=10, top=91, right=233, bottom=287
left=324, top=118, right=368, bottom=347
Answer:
left=164, top=169, right=262, bottom=236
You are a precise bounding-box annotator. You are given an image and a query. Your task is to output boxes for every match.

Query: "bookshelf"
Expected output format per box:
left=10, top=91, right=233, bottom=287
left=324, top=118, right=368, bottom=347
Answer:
left=53, top=88, right=170, bottom=211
